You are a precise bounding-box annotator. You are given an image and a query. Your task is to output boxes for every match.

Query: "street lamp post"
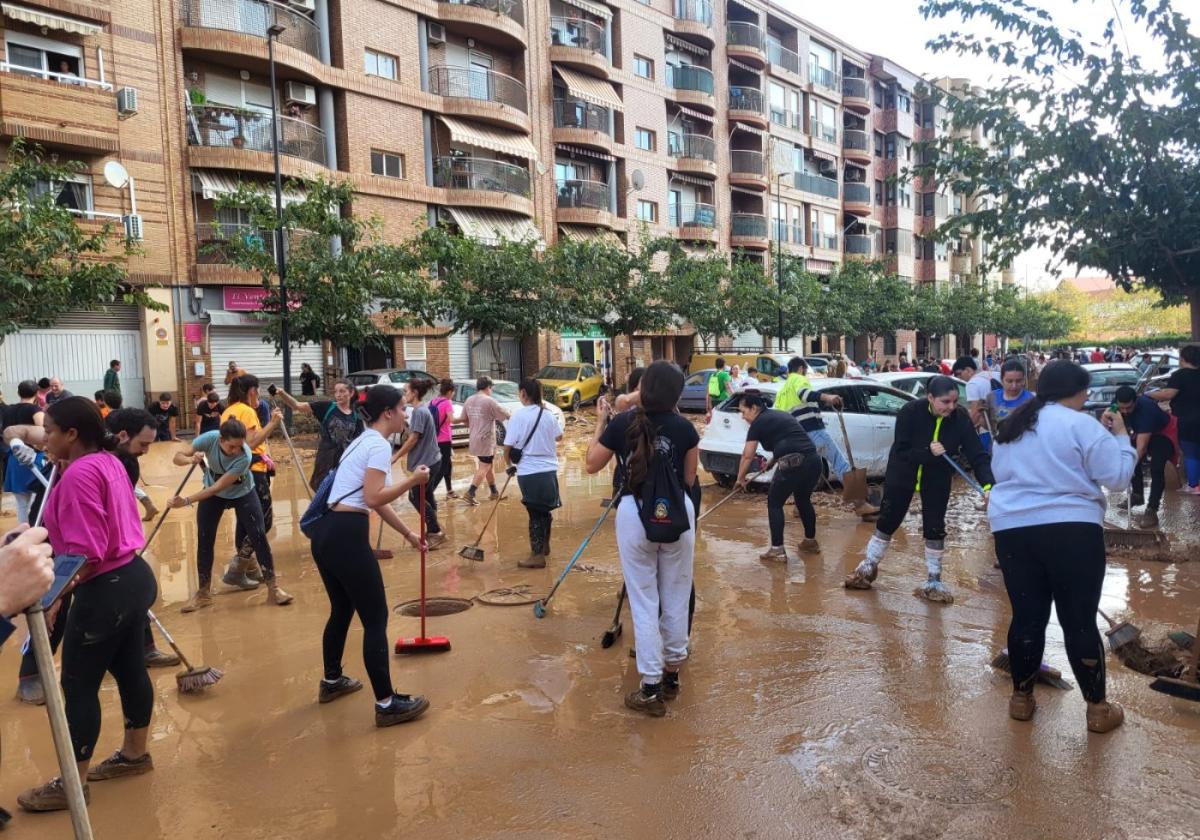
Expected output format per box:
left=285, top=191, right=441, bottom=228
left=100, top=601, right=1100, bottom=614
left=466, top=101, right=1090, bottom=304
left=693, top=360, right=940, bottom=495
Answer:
left=267, top=23, right=292, bottom=422
left=775, top=170, right=787, bottom=352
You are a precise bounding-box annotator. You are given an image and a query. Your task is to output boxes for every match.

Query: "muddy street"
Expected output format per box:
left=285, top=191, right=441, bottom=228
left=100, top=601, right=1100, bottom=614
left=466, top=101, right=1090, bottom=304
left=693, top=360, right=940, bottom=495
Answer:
left=2, top=414, right=1199, bottom=839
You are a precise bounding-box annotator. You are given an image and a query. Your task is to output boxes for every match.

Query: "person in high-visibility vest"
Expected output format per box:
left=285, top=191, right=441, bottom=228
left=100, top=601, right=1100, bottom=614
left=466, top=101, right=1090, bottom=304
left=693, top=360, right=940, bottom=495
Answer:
left=705, top=358, right=732, bottom=420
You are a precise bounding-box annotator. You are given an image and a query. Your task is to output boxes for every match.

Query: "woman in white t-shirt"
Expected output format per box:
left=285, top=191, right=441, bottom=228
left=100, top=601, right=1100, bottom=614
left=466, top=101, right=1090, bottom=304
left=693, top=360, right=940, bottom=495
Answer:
left=308, top=386, right=432, bottom=728
left=502, top=378, right=563, bottom=569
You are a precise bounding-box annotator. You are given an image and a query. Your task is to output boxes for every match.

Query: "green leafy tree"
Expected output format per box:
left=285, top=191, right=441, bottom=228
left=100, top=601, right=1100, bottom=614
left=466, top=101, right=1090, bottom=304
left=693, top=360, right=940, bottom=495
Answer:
left=918, top=0, right=1200, bottom=338
left=661, top=248, right=735, bottom=352
left=912, top=282, right=953, bottom=343
left=841, top=260, right=915, bottom=360
left=0, top=139, right=159, bottom=340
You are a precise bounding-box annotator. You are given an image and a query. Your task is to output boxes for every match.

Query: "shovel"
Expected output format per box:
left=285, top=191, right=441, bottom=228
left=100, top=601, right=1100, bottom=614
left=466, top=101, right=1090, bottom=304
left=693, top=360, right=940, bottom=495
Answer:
left=457, top=472, right=515, bottom=561
left=834, top=407, right=868, bottom=504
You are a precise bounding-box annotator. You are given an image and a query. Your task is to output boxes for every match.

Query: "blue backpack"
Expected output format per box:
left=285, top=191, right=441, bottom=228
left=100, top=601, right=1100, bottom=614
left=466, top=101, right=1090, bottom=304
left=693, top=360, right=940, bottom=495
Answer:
left=299, top=436, right=369, bottom=538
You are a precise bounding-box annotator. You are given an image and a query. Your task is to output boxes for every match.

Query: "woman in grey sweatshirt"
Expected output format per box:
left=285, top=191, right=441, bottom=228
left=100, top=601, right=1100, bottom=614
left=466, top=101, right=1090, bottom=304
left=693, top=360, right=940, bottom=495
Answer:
left=989, top=360, right=1136, bottom=734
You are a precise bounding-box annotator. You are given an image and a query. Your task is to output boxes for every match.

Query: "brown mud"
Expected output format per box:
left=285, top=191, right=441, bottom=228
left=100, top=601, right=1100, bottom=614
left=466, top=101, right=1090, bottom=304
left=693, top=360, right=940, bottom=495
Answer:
left=1, top=410, right=1198, bottom=839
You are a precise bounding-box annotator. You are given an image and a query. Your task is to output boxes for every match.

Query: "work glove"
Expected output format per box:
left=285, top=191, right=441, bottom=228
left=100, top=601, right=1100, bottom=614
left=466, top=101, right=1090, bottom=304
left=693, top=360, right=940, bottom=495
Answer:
left=8, top=439, right=35, bottom=467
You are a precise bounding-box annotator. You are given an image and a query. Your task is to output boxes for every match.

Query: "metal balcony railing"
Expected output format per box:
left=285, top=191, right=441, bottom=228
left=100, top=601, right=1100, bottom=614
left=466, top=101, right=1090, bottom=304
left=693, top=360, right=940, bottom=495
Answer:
left=843, top=182, right=871, bottom=205
left=427, top=65, right=528, bottom=112
left=442, top=0, right=524, bottom=25
left=729, top=149, right=765, bottom=176
left=196, top=222, right=277, bottom=264
left=843, top=129, right=870, bottom=153
left=845, top=233, right=875, bottom=255
left=729, top=87, right=764, bottom=113
left=808, top=62, right=839, bottom=92
left=766, top=40, right=800, bottom=76
left=727, top=22, right=766, bottom=52
left=809, top=117, right=838, bottom=143
left=813, top=232, right=839, bottom=250
left=186, top=103, right=327, bottom=166
left=556, top=178, right=610, bottom=210
left=0, top=62, right=113, bottom=90
left=553, top=98, right=612, bottom=135
left=668, top=133, right=716, bottom=162
left=667, top=64, right=714, bottom=94
left=674, top=0, right=712, bottom=26
left=842, top=77, right=868, bottom=100
left=670, top=202, right=716, bottom=228
left=770, top=108, right=801, bottom=130
left=549, top=16, right=608, bottom=56
left=731, top=213, right=767, bottom=238
left=182, top=0, right=320, bottom=60
left=434, top=157, right=530, bottom=196
left=794, top=172, right=839, bottom=199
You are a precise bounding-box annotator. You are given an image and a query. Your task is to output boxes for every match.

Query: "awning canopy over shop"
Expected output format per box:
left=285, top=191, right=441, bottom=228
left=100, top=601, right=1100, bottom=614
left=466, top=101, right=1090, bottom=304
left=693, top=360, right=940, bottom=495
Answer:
left=553, top=66, right=622, bottom=111
left=445, top=207, right=542, bottom=246
left=191, top=170, right=306, bottom=206
left=1, top=3, right=100, bottom=35
left=559, top=0, right=611, bottom=21
left=558, top=225, right=622, bottom=246
left=438, top=116, right=538, bottom=160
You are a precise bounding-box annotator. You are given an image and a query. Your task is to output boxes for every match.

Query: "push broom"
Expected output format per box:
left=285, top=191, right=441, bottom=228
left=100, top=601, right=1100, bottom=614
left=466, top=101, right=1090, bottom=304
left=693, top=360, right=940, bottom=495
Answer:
left=696, top=468, right=767, bottom=523
left=457, top=471, right=515, bottom=561
left=533, top=502, right=615, bottom=619
left=396, top=483, right=451, bottom=653
left=1150, top=610, right=1200, bottom=702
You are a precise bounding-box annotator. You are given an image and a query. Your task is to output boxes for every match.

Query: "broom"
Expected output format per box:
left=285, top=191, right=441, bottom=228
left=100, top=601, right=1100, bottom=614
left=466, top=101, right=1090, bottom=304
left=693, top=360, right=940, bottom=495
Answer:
left=1150, top=611, right=1200, bottom=702
left=147, top=610, right=223, bottom=694
left=989, top=650, right=1073, bottom=690
left=697, top=468, right=766, bottom=522
left=457, top=471, right=514, bottom=561
left=395, top=484, right=451, bottom=653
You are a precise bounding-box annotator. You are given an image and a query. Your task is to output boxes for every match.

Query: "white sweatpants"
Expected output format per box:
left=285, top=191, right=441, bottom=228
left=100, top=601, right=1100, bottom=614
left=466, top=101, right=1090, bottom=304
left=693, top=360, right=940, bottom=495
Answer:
left=616, top=494, right=696, bottom=685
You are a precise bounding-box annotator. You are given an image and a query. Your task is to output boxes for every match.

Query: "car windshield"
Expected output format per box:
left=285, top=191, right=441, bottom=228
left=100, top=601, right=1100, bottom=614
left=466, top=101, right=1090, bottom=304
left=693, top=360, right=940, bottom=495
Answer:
left=1089, top=369, right=1139, bottom=387
left=535, top=366, right=578, bottom=380
left=492, top=382, right=521, bottom=400
left=347, top=375, right=377, bottom=387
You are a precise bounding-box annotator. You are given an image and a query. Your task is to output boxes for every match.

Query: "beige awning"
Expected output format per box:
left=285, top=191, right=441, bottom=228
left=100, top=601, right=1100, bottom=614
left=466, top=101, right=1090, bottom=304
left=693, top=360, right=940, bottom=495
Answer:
left=672, top=104, right=713, bottom=123
left=728, top=58, right=760, bottom=74
left=1, top=2, right=100, bottom=35
left=553, top=66, right=622, bottom=111
left=559, top=225, right=622, bottom=246
left=446, top=207, right=542, bottom=246
left=438, top=116, right=537, bottom=160
left=669, top=172, right=712, bottom=188
left=192, top=170, right=306, bottom=206
left=556, top=143, right=615, bottom=163
left=731, top=123, right=768, bottom=138
left=559, top=0, right=611, bottom=21
left=665, top=33, right=709, bottom=57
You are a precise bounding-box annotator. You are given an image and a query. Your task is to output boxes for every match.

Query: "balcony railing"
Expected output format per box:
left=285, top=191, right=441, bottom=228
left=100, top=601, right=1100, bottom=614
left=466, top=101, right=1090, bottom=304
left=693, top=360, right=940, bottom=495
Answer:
left=727, top=21, right=766, bottom=52
left=843, top=129, right=869, bottom=153
left=729, top=149, right=765, bottom=176
left=668, top=133, right=716, bottom=162
left=186, top=103, right=327, bottom=166
left=813, top=232, right=839, bottom=250
left=442, top=0, right=524, bottom=25
left=794, top=172, right=839, bottom=199
left=842, top=77, right=868, bottom=100
left=549, top=16, right=608, bottom=57
left=731, top=213, right=767, bottom=238
left=845, top=233, right=875, bottom=255
left=808, top=62, right=839, bottom=92
left=766, top=40, right=801, bottom=76
left=729, top=87, right=764, bottom=113
left=0, top=62, right=112, bottom=91
left=674, top=0, right=713, bottom=26
left=556, top=178, right=610, bottom=211
left=844, top=182, right=871, bottom=205
left=670, top=202, right=717, bottom=228
left=553, top=98, right=612, bottom=135
left=182, top=0, right=320, bottom=60
left=770, top=219, right=788, bottom=242
left=196, top=222, right=277, bottom=264
left=434, top=156, right=530, bottom=196
left=667, top=64, right=714, bottom=94
left=770, top=108, right=801, bottom=130
left=809, top=117, right=838, bottom=143
left=427, top=65, right=528, bottom=113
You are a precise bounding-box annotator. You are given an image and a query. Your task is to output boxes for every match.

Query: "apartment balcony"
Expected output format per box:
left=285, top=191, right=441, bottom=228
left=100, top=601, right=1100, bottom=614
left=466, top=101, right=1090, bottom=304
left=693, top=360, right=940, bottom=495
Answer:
left=436, top=0, right=526, bottom=49
left=844, top=233, right=877, bottom=259
left=180, top=0, right=324, bottom=80
left=0, top=64, right=117, bottom=153
left=668, top=64, right=715, bottom=110
left=812, top=231, right=840, bottom=255
left=767, top=40, right=802, bottom=81
left=808, top=62, right=841, bottom=97
left=769, top=107, right=803, bottom=133
left=809, top=117, right=838, bottom=146
left=553, top=98, right=613, bottom=153
left=672, top=0, right=714, bottom=45
left=842, top=77, right=870, bottom=113
left=668, top=133, right=717, bottom=177
left=726, top=22, right=767, bottom=68
left=193, top=222, right=275, bottom=284
left=670, top=202, right=718, bottom=242
left=728, top=150, right=767, bottom=190
left=434, top=156, right=534, bottom=214
left=842, top=129, right=871, bottom=164
left=730, top=213, right=768, bottom=249
left=952, top=252, right=974, bottom=277
left=185, top=103, right=328, bottom=177
left=728, top=87, right=768, bottom=129
left=557, top=178, right=615, bottom=227
left=794, top=172, right=839, bottom=201
left=427, top=65, right=530, bottom=132
left=843, top=182, right=872, bottom=216
left=550, top=16, right=610, bottom=78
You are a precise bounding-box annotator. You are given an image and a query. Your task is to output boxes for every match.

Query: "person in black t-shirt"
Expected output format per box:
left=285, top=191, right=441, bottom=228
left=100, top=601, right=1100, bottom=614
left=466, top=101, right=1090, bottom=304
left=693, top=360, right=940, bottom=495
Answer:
left=734, top=393, right=822, bottom=562
left=149, top=393, right=180, bottom=441
left=1148, top=344, right=1200, bottom=493
left=194, top=384, right=223, bottom=436
left=270, top=379, right=364, bottom=490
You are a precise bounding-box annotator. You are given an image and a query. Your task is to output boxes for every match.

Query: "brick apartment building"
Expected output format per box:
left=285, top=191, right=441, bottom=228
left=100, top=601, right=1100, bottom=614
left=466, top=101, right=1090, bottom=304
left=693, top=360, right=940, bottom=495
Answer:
left=0, top=0, right=1010, bottom=405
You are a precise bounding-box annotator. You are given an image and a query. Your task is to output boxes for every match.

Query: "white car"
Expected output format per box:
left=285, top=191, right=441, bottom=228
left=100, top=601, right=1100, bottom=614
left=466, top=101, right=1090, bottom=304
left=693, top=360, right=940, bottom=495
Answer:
left=698, top=378, right=915, bottom=486
left=449, top=379, right=565, bottom=446
left=868, top=371, right=968, bottom=401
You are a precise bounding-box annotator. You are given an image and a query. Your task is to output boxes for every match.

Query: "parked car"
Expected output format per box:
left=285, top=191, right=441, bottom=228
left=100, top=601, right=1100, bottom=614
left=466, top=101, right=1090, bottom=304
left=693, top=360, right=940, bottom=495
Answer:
left=448, top=379, right=565, bottom=446
left=679, top=369, right=715, bottom=412
left=869, top=371, right=967, bottom=401
left=346, top=368, right=435, bottom=401
left=1082, top=363, right=1140, bottom=416
left=698, top=378, right=915, bottom=486
left=534, top=362, right=604, bottom=411
left=806, top=355, right=866, bottom=379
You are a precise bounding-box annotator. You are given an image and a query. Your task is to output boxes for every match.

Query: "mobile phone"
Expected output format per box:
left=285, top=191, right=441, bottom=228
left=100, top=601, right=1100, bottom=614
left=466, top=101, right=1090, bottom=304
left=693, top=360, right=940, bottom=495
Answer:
left=41, top=554, right=86, bottom=610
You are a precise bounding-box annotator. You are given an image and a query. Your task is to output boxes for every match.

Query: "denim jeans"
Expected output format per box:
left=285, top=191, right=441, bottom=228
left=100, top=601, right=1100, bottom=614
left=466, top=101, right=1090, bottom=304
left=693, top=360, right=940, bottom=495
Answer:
left=807, top=427, right=851, bottom=482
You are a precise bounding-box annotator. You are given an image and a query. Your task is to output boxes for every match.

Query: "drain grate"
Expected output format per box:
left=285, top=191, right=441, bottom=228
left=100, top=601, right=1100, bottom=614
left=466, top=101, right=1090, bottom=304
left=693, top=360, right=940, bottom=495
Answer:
left=862, top=740, right=1018, bottom=805
left=394, top=597, right=474, bottom=617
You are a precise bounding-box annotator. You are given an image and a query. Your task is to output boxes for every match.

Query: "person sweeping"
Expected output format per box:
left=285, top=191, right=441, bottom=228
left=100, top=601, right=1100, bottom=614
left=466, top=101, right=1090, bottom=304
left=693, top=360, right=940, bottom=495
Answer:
left=307, top=386, right=430, bottom=727
left=503, top=379, right=562, bottom=569
left=586, top=361, right=698, bottom=716
left=988, top=360, right=1135, bottom=733
left=844, top=376, right=993, bottom=602
left=271, top=379, right=363, bottom=490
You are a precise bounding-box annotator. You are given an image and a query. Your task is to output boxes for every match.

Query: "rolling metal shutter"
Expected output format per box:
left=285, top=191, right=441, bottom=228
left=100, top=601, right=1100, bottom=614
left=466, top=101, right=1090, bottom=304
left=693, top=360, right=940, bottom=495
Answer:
left=447, top=330, right=472, bottom=380
left=209, top=326, right=324, bottom=395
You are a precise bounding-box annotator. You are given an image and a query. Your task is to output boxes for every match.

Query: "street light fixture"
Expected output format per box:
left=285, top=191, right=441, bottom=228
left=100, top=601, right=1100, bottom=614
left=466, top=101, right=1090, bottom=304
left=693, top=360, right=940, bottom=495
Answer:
left=266, top=23, right=292, bottom=421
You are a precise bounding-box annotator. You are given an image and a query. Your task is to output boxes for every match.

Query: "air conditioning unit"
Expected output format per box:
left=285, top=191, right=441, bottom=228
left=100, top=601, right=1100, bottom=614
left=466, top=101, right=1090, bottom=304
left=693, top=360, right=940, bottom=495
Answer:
left=116, top=87, right=138, bottom=116
left=427, top=22, right=446, bottom=45
left=123, top=213, right=143, bottom=242
left=284, top=81, right=316, bottom=106
left=288, top=0, right=316, bottom=10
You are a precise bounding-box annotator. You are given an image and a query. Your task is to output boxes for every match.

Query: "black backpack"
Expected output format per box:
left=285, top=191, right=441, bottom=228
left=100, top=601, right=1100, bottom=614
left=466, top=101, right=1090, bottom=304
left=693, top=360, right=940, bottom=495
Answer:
left=632, top=435, right=691, bottom=544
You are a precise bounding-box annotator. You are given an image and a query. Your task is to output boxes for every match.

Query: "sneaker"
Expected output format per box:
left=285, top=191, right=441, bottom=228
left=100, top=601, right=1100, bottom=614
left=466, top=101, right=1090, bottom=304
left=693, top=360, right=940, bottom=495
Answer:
left=624, top=685, right=667, bottom=717
left=758, top=546, right=787, bottom=562
left=1008, top=691, right=1036, bottom=721
left=798, top=538, right=821, bottom=554
left=662, top=672, right=681, bottom=700
left=518, top=553, right=547, bottom=569
left=425, top=533, right=447, bottom=551
left=1182, top=485, right=1200, bottom=496
left=318, top=676, right=363, bottom=704
left=86, top=751, right=153, bottom=782
left=488, top=491, right=507, bottom=502
left=221, top=565, right=260, bottom=591
left=181, top=588, right=213, bottom=613
left=375, top=694, right=430, bottom=727
left=464, top=493, right=480, bottom=507
left=1086, top=700, right=1125, bottom=734
left=144, top=648, right=180, bottom=669
left=1136, top=509, right=1159, bottom=529
left=17, top=777, right=89, bottom=812
left=446, top=490, right=460, bottom=499
left=16, top=676, right=44, bottom=705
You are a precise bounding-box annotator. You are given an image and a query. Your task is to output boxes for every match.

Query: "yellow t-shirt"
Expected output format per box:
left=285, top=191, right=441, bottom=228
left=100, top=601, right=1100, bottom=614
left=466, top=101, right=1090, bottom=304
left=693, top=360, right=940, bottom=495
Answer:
left=222, top=402, right=268, bottom=473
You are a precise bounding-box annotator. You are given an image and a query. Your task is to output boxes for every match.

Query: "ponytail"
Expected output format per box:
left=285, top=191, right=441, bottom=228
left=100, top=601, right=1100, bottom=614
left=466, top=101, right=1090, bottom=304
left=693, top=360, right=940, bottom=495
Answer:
left=993, top=395, right=1046, bottom=445
left=994, top=359, right=1089, bottom=445
left=228, top=373, right=259, bottom=406
left=624, top=406, right=655, bottom=491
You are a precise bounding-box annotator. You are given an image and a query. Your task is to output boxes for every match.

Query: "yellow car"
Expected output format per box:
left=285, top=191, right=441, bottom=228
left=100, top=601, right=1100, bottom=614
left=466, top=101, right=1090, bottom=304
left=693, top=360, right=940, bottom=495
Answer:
left=534, top=362, right=604, bottom=411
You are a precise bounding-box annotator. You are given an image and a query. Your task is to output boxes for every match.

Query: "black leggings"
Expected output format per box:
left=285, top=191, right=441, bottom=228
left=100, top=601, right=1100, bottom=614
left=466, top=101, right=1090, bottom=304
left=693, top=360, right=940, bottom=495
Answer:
left=409, top=461, right=443, bottom=535
left=876, top=476, right=951, bottom=541
left=1131, top=434, right=1173, bottom=511
left=18, top=596, right=159, bottom=679
left=993, top=522, right=1107, bottom=703
left=768, top=453, right=821, bottom=544
left=438, top=442, right=453, bottom=492
left=237, top=471, right=274, bottom=560
left=311, top=512, right=393, bottom=701
left=197, top=488, right=274, bottom=586
left=62, top=556, right=157, bottom=762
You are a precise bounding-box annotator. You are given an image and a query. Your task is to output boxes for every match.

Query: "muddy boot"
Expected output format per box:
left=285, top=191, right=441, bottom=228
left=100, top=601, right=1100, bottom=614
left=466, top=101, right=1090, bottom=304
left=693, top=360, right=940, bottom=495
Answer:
left=86, top=750, right=153, bottom=781
left=1009, top=690, right=1036, bottom=721
left=1136, top=508, right=1159, bottom=530
left=844, top=560, right=878, bottom=590
left=662, top=671, right=681, bottom=700
left=17, top=778, right=89, bottom=813
left=854, top=501, right=881, bottom=518
left=916, top=576, right=955, bottom=604
left=181, top=585, right=213, bottom=614
left=798, top=538, right=821, bottom=555
left=144, top=648, right=180, bottom=668
left=16, top=675, right=45, bottom=705
left=243, top=556, right=264, bottom=583
left=221, top=562, right=260, bottom=591
left=624, top=684, right=667, bottom=717
left=318, top=675, right=363, bottom=704
left=266, top=578, right=294, bottom=606
left=1086, top=700, right=1125, bottom=734
left=375, top=693, right=430, bottom=727
left=518, top=553, right=547, bottom=569
left=758, top=546, right=788, bottom=562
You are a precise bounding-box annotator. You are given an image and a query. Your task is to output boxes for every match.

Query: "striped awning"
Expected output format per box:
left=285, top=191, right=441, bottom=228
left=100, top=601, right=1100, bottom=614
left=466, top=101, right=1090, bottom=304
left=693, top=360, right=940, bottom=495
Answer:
left=808, top=148, right=837, bottom=163
left=553, top=66, right=622, bottom=111
left=728, top=58, right=760, bottom=74
left=191, top=170, right=306, bottom=206
left=665, top=33, right=709, bottom=56
left=445, top=207, right=543, bottom=247
left=556, top=143, right=615, bottom=162
left=438, top=116, right=537, bottom=160
left=1, top=2, right=101, bottom=35
left=730, top=185, right=762, bottom=196
left=559, top=225, right=622, bottom=246
left=672, top=104, right=713, bottom=123
left=669, top=172, right=712, bottom=187
left=560, top=0, right=611, bottom=20
left=732, top=123, right=768, bottom=138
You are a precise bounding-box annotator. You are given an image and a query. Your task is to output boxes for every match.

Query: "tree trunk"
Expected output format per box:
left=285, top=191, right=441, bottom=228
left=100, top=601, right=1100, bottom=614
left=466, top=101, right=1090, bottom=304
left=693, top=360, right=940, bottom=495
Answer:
left=1191, top=288, right=1200, bottom=341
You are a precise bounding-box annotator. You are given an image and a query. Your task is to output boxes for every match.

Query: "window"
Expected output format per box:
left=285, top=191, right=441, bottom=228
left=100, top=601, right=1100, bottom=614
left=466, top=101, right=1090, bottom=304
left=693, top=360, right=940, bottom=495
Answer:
left=865, top=387, right=909, bottom=416
left=874, top=132, right=884, bottom=158
left=29, top=173, right=93, bottom=217
left=885, top=135, right=896, bottom=159
left=769, top=82, right=787, bottom=124
left=633, top=54, right=653, bottom=79
left=5, top=32, right=83, bottom=82
left=900, top=186, right=912, bottom=209
left=370, top=150, right=404, bottom=178
left=634, top=127, right=655, bottom=151
left=637, top=199, right=657, bottom=222
left=874, top=82, right=885, bottom=108
left=883, top=334, right=898, bottom=356
left=874, top=179, right=884, bottom=205
left=402, top=337, right=427, bottom=363
left=364, top=49, right=397, bottom=80
left=886, top=184, right=896, bottom=206
left=897, top=91, right=911, bottom=113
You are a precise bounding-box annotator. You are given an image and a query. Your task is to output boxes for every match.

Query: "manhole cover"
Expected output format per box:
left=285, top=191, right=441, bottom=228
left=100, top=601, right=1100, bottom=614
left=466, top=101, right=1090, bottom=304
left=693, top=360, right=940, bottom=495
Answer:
left=862, top=740, right=1018, bottom=805
left=394, top=597, right=474, bottom=617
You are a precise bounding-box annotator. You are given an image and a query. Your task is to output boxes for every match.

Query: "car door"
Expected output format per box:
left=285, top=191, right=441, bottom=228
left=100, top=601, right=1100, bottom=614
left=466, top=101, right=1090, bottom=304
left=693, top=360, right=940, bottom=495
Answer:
left=859, top=385, right=913, bottom=473
left=681, top=372, right=709, bottom=412
left=819, top=385, right=875, bottom=474
left=579, top=365, right=598, bottom=401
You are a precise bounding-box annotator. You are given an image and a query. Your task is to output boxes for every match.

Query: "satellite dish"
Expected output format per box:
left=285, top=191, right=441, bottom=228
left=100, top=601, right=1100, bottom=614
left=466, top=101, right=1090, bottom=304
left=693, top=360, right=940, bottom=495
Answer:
left=103, top=161, right=130, bottom=189
left=629, top=169, right=645, bottom=191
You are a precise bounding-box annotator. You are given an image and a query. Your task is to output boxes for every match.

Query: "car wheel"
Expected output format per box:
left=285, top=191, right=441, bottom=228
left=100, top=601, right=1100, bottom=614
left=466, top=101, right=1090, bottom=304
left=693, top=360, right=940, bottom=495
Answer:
left=570, top=392, right=581, bottom=412
left=714, top=473, right=734, bottom=489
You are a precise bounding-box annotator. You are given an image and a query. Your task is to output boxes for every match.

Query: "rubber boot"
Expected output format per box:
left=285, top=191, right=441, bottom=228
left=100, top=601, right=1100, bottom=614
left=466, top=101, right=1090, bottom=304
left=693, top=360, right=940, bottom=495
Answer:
left=798, top=538, right=821, bottom=554
left=221, top=559, right=260, bottom=591
left=266, top=577, right=294, bottom=606
left=844, top=560, right=878, bottom=589
left=181, top=584, right=213, bottom=613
